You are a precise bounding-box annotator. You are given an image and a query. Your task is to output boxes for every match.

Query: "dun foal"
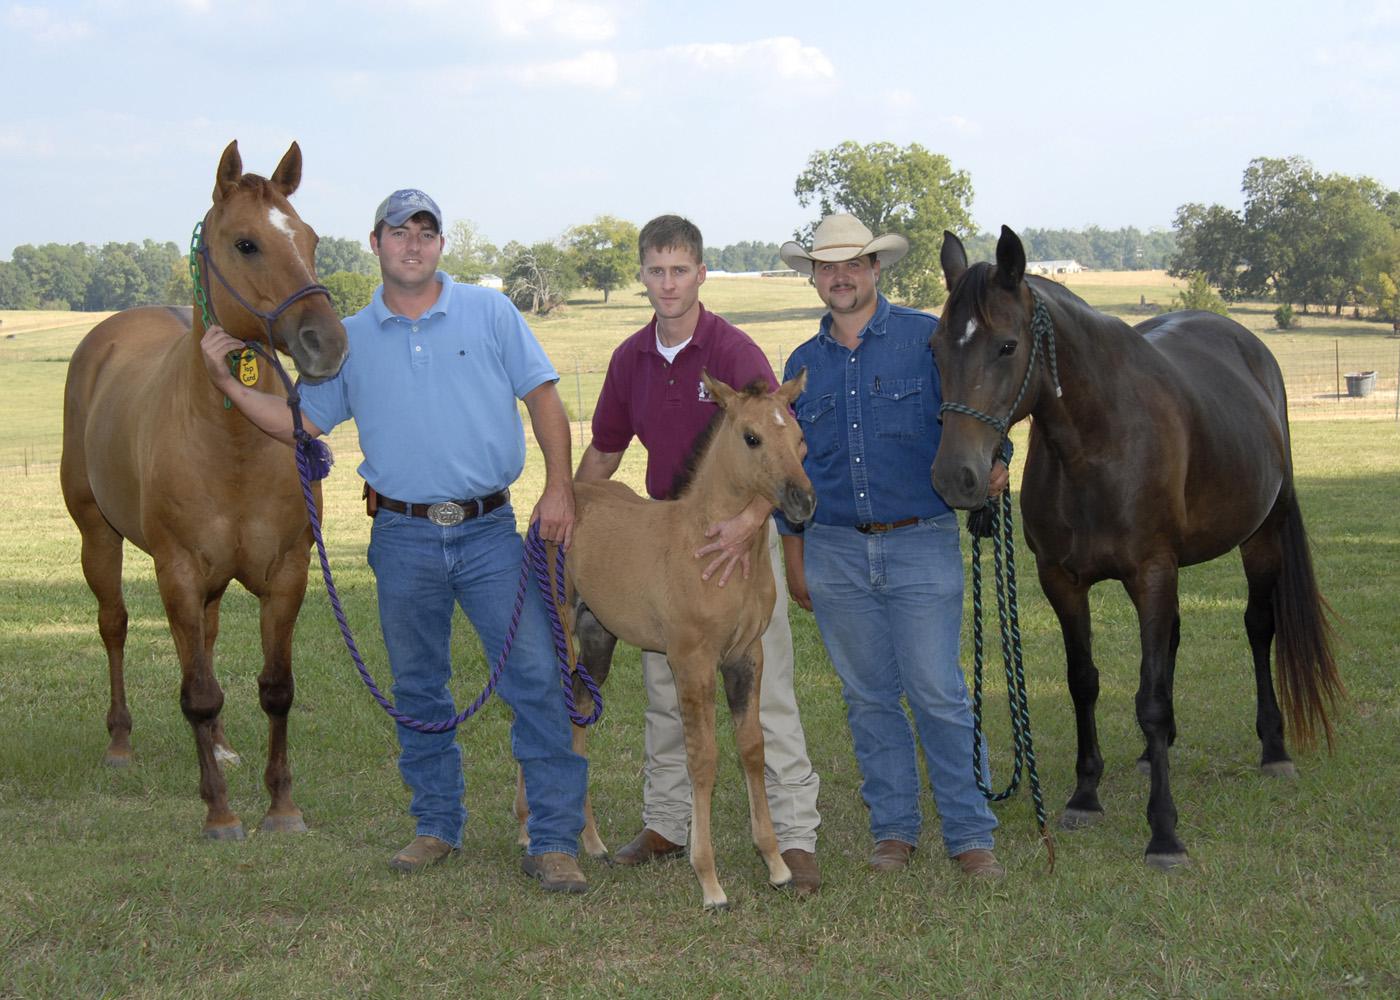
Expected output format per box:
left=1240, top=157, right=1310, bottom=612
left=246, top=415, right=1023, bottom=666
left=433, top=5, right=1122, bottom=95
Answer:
left=520, top=372, right=815, bottom=908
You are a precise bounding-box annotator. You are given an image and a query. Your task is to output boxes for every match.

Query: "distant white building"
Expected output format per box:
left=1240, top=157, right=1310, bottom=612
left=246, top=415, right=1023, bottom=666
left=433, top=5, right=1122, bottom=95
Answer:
left=477, top=273, right=504, bottom=290
left=1026, top=259, right=1085, bottom=275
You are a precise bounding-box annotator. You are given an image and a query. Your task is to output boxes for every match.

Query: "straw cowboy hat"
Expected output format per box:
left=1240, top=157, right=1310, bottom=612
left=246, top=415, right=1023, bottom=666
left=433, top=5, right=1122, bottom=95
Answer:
left=780, top=214, right=910, bottom=276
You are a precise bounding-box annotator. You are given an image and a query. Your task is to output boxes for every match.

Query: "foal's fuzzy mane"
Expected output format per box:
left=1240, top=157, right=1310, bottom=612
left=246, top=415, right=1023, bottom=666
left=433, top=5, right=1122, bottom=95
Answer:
left=667, top=379, right=771, bottom=500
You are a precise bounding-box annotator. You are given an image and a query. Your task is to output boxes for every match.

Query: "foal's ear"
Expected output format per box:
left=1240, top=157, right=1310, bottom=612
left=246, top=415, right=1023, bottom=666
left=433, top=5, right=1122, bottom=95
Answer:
left=213, top=140, right=242, bottom=203
left=777, top=367, right=807, bottom=406
left=701, top=369, right=738, bottom=409
left=994, top=225, right=1026, bottom=291
left=940, top=231, right=968, bottom=291
left=270, top=142, right=303, bottom=198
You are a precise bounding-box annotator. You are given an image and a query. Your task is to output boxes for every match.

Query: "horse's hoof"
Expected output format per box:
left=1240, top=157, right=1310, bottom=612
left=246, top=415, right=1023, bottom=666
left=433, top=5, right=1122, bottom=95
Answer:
left=1260, top=760, right=1297, bottom=779
left=1145, top=851, right=1190, bottom=871
left=259, top=813, right=308, bottom=834
left=595, top=852, right=615, bottom=867
left=703, top=900, right=731, bottom=913
left=204, top=822, right=246, bottom=841
left=1136, top=758, right=1152, bottom=776
left=1059, top=808, right=1104, bottom=830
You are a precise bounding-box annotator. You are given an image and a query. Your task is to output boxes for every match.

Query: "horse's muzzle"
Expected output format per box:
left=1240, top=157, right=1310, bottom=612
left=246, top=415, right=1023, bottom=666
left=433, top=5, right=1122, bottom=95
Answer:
left=779, top=483, right=817, bottom=524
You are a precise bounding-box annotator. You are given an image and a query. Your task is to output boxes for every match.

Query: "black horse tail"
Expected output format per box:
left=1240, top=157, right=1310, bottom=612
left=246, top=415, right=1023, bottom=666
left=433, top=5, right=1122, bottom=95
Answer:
left=1273, top=488, right=1345, bottom=750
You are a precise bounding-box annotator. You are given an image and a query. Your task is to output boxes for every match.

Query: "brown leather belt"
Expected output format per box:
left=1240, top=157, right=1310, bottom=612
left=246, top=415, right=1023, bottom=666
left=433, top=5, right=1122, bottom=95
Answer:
left=376, top=489, right=509, bottom=526
left=855, top=516, right=921, bottom=534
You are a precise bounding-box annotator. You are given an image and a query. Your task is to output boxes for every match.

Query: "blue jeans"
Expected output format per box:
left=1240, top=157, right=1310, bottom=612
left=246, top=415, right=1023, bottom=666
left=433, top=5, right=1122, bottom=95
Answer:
left=802, top=514, right=996, bottom=857
left=367, top=504, right=586, bottom=856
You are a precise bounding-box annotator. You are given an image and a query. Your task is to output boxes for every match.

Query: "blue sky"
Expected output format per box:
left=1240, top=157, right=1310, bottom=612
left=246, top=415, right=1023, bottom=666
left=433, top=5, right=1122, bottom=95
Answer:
left=3, top=0, right=1398, bottom=256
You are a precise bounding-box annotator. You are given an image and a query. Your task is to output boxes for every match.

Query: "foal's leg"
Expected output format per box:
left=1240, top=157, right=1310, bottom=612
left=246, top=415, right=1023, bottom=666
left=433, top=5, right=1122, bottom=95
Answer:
left=155, top=555, right=242, bottom=839
left=254, top=555, right=309, bottom=834
left=1241, top=526, right=1294, bottom=776
left=1125, top=559, right=1189, bottom=868
left=721, top=644, right=790, bottom=890
left=73, top=507, right=133, bottom=766
left=1039, top=565, right=1105, bottom=829
left=670, top=647, right=725, bottom=909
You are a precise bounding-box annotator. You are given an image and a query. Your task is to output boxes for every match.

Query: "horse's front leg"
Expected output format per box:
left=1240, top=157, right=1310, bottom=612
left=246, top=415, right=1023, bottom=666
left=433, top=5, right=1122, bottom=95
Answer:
left=670, top=648, right=725, bottom=909
left=721, top=643, right=790, bottom=890
left=1126, top=561, right=1189, bottom=868
left=156, top=558, right=241, bottom=839
left=1039, top=564, right=1105, bottom=829
left=254, top=554, right=309, bottom=834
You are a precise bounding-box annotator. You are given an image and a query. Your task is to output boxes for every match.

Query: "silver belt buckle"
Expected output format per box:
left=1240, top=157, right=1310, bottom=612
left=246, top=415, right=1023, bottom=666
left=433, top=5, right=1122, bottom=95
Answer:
left=426, top=501, right=466, bottom=526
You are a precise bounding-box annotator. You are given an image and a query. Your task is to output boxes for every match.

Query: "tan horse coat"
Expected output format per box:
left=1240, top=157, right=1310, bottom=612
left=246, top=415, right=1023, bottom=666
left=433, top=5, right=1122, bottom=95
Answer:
left=60, top=141, right=347, bottom=838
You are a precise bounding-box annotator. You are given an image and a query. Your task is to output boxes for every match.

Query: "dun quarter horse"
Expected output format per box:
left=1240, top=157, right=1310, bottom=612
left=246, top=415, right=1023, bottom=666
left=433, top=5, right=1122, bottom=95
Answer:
left=61, top=141, right=348, bottom=839
left=931, top=227, right=1343, bottom=868
left=522, top=372, right=814, bottom=908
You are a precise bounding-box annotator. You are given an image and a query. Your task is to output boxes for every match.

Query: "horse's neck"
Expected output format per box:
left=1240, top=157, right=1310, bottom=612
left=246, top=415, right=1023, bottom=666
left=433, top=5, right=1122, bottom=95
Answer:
left=177, top=315, right=283, bottom=434
left=1028, top=295, right=1151, bottom=471
left=676, top=441, right=762, bottom=535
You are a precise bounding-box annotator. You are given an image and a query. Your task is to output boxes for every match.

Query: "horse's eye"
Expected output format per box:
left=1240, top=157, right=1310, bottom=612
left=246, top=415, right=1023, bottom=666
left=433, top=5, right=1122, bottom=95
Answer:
left=743, top=431, right=761, bottom=449
left=235, top=239, right=258, bottom=255
left=998, top=340, right=1017, bottom=357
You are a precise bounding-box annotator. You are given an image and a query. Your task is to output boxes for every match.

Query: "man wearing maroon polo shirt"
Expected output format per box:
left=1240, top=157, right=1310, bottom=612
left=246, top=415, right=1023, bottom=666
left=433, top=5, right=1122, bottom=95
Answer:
left=575, top=215, right=822, bottom=895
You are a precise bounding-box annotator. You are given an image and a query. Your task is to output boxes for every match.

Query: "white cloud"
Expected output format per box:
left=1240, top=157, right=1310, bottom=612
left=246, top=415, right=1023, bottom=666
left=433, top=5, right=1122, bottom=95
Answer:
left=514, top=50, right=618, bottom=89
left=663, top=36, right=835, bottom=83
left=5, top=4, right=93, bottom=42
left=486, top=0, right=618, bottom=43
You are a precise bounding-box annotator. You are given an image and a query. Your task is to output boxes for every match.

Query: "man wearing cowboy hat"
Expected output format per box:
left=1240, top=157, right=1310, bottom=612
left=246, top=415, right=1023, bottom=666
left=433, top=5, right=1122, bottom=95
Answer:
left=776, top=213, right=1007, bottom=879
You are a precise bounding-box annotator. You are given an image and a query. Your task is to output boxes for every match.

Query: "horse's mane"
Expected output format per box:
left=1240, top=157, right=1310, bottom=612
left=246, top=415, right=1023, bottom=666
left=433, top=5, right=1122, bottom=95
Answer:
left=667, top=379, right=770, bottom=500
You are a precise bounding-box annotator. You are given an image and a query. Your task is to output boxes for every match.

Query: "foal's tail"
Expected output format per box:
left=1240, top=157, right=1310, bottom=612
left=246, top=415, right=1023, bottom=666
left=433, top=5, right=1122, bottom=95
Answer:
left=1273, top=488, right=1345, bottom=750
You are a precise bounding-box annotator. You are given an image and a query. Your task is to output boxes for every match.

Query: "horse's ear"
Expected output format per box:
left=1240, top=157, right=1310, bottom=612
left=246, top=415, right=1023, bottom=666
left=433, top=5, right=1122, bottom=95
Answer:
left=940, top=231, right=968, bottom=291
left=214, top=140, right=242, bottom=203
left=270, top=142, right=303, bottom=197
left=994, top=225, right=1026, bottom=290
left=702, top=369, right=737, bottom=409
left=777, top=367, right=807, bottom=407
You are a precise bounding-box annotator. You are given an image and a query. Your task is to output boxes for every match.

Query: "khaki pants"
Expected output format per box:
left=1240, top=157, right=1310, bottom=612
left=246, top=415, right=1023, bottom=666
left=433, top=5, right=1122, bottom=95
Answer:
left=639, top=522, right=821, bottom=852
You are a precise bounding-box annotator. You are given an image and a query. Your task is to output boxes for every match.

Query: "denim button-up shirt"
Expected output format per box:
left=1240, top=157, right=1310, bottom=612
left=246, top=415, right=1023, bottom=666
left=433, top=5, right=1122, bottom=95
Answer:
left=779, top=294, right=951, bottom=531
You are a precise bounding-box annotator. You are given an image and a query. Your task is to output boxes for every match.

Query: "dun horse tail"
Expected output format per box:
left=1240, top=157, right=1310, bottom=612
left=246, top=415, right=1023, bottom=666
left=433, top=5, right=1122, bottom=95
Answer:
left=1273, top=487, right=1345, bottom=750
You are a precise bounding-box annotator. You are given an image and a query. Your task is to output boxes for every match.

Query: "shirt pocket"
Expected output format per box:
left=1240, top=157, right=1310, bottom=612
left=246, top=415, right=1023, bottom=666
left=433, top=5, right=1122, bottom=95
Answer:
left=871, top=377, right=924, bottom=439
left=796, top=393, right=839, bottom=461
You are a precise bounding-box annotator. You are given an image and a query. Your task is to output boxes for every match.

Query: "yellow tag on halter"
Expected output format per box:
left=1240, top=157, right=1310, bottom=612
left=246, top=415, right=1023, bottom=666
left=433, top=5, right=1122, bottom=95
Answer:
left=238, top=350, right=258, bottom=386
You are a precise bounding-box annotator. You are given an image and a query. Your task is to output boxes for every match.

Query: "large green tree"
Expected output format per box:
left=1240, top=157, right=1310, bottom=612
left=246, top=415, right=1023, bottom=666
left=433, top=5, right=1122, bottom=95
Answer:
left=315, top=236, right=377, bottom=278
left=565, top=215, right=638, bottom=303
left=0, top=260, right=37, bottom=309
left=10, top=242, right=93, bottom=309
left=440, top=220, right=499, bottom=284
left=323, top=270, right=378, bottom=317
left=794, top=141, right=973, bottom=307
left=1169, top=203, right=1247, bottom=298
left=503, top=241, right=576, bottom=315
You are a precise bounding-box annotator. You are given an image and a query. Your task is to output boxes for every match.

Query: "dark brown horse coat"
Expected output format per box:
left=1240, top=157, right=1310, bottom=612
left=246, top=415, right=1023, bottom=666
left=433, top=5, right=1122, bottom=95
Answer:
left=61, top=141, right=347, bottom=839
left=932, top=227, right=1342, bottom=867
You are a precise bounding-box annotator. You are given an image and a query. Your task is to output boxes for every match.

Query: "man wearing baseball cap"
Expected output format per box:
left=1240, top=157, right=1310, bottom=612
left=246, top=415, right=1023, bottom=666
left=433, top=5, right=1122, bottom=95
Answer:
left=775, top=214, right=1007, bottom=879
left=202, top=188, right=590, bottom=893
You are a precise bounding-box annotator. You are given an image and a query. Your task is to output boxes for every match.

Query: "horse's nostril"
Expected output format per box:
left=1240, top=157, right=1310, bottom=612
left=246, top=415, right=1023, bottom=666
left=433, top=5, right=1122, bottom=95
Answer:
left=301, top=329, right=320, bottom=353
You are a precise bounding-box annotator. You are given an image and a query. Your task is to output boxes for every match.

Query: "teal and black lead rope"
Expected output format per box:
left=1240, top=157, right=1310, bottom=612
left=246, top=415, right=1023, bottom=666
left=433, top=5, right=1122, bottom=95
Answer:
left=969, top=439, right=1056, bottom=870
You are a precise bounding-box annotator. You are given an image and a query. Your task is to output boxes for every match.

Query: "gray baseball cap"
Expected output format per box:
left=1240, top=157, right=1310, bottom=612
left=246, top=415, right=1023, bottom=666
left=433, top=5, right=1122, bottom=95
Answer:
left=373, top=189, right=443, bottom=230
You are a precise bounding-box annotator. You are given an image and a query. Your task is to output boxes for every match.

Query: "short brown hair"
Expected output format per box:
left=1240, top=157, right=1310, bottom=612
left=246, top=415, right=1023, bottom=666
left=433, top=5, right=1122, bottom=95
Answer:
left=639, top=215, right=703, bottom=265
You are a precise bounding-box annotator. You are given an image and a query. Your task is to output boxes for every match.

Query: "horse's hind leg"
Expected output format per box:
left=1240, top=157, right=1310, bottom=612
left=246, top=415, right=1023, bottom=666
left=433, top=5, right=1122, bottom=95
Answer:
left=1241, top=526, right=1294, bottom=776
left=254, top=559, right=308, bottom=833
left=1039, top=566, right=1105, bottom=829
left=721, top=646, right=790, bottom=891
left=73, top=505, right=132, bottom=766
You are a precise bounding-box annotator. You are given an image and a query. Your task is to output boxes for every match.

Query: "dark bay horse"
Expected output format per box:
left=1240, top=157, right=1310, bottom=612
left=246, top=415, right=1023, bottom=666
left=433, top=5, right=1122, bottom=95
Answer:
left=61, top=141, right=348, bottom=839
left=518, top=372, right=815, bottom=909
left=931, top=227, right=1343, bottom=868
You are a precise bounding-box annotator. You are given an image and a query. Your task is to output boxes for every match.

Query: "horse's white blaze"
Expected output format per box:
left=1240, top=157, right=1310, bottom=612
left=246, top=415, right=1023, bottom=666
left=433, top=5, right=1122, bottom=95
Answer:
left=957, top=318, right=978, bottom=347
left=771, top=407, right=787, bottom=428
left=267, top=207, right=306, bottom=267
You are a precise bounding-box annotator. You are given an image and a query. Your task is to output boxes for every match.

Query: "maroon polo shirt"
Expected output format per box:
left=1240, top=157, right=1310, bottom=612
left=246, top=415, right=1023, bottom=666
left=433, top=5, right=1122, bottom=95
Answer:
left=591, top=304, right=777, bottom=500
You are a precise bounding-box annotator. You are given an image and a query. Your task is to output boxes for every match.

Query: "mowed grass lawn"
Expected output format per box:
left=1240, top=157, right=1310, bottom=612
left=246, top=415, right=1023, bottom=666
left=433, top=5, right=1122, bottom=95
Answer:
left=1, top=275, right=1398, bottom=998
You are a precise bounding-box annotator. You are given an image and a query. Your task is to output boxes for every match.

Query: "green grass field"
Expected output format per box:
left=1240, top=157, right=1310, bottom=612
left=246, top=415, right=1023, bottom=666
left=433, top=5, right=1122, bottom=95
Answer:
left=1, top=278, right=1398, bottom=997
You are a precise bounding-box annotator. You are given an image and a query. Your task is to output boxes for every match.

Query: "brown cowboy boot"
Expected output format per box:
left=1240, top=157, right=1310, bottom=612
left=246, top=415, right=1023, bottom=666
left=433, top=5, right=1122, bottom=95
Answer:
left=781, top=848, right=821, bottom=896
left=387, top=835, right=457, bottom=874
left=521, top=852, right=589, bottom=894
left=868, top=839, right=915, bottom=872
left=953, top=848, right=1006, bottom=879
left=613, top=827, right=685, bottom=866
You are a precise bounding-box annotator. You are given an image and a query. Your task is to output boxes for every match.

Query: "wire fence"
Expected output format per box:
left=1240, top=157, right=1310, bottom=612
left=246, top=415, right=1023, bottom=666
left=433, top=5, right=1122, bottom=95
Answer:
left=7, top=336, right=1398, bottom=474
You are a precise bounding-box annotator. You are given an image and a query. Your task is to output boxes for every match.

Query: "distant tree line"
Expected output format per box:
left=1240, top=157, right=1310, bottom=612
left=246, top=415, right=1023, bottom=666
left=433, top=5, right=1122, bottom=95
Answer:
left=962, top=226, right=1177, bottom=271
left=1170, top=156, right=1400, bottom=319
left=704, top=242, right=784, bottom=273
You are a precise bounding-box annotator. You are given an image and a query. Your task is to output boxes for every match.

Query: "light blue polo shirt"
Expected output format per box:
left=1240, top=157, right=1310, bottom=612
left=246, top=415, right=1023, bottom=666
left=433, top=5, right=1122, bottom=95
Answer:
left=300, top=271, right=558, bottom=502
